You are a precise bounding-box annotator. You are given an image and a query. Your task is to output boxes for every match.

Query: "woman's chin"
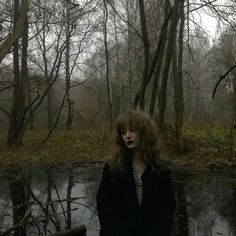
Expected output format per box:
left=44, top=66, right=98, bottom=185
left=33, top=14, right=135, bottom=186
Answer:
left=126, top=145, right=138, bottom=150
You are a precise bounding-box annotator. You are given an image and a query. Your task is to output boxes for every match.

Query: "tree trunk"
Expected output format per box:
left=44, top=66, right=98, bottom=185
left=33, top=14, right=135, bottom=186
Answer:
left=126, top=0, right=133, bottom=109
left=0, top=0, right=28, bottom=64
left=103, top=0, right=112, bottom=125
left=230, top=72, right=236, bottom=150
left=158, top=0, right=180, bottom=135
left=41, top=9, right=53, bottom=131
left=8, top=0, right=26, bottom=147
left=47, top=88, right=53, bottom=130
left=138, top=0, right=150, bottom=110
left=149, top=0, right=171, bottom=117
left=26, top=73, right=34, bottom=130
left=22, top=13, right=30, bottom=132
left=65, top=1, right=73, bottom=130
left=115, top=12, right=123, bottom=114
left=173, top=0, right=184, bottom=154
left=66, top=168, right=74, bottom=229
left=9, top=168, right=28, bottom=236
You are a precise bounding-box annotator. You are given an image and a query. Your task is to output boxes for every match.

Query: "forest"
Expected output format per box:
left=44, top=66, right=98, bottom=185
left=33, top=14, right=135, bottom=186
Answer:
left=0, top=1, right=236, bottom=236
left=0, top=0, right=236, bottom=166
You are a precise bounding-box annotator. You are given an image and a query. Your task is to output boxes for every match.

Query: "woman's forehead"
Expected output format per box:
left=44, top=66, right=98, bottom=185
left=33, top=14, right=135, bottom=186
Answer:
left=119, top=121, right=136, bottom=130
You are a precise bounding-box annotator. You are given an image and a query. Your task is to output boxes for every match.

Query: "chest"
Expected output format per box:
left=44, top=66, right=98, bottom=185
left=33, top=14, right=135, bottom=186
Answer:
left=109, top=170, right=163, bottom=210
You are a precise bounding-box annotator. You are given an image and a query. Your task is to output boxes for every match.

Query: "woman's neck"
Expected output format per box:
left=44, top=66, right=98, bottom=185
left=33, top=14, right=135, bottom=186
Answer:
left=132, top=150, right=146, bottom=175
left=132, top=149, right=144, bottom=162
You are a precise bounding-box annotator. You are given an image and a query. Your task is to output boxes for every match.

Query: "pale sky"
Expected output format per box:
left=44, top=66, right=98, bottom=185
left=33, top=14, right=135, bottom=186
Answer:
left=201, top=14, right=218, bottom=38
left=191, top=1, right=220, bottom=44
left=192, top=0, right=230, bottom=44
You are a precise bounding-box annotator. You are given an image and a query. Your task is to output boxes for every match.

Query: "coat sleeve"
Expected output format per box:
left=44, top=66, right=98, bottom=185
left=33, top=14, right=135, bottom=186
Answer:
left=147, top=170, right=176, bottom=236
left=96, top=163, right=131, bottom=236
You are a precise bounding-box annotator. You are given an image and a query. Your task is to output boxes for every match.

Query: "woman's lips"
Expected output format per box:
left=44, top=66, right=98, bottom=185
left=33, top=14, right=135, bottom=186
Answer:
left=127, top=141, right=134, bottom=145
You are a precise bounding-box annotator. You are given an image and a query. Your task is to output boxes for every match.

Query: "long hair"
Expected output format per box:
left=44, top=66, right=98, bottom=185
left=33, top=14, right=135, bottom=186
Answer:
left=108, top=110, right=166, bottom=172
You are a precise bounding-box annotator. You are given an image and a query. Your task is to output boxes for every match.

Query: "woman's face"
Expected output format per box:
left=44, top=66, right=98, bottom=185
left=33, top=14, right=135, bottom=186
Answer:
left=121, top=126, right=141, bottom=150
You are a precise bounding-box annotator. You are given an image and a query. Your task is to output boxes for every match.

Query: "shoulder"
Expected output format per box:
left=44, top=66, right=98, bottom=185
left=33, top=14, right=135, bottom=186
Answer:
left=101, top=162, right=112, bottom=177
left=102, top=162, right=124, bottom=180
left=150, top=163, right=173, bottom=183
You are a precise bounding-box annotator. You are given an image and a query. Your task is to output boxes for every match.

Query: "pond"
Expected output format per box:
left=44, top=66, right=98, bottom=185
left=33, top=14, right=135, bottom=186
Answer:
left=0, top=163, right=235, bottom=236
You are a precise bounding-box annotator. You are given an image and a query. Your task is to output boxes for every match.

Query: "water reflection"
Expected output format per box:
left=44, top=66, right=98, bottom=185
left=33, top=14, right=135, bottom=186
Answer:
left=0, top=164, right=100, bottom=236
left=0, top=165, right=235, bottom=236
left=179, top=170, right=236, bottom=236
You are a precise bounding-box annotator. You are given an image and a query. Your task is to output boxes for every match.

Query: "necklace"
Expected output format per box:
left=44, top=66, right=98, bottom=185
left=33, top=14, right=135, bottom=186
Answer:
left=133, top=168, right=142, bottom=187
left=133, top=164, right=146, bottom=177
left=135, top=168, right=142, bottom=177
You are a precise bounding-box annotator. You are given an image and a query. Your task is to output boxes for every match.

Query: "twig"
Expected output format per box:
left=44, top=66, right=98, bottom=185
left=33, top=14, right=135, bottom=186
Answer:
left=212, top=64, right=236, bottom=98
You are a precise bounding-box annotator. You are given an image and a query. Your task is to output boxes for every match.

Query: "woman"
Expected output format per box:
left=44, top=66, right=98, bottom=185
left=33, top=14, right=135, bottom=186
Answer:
left=96, top=110, right=176, bottom=236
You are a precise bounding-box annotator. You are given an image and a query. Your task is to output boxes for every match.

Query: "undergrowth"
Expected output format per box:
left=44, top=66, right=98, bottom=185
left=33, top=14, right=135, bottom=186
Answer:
left=0, top=124, right=235, bottom=170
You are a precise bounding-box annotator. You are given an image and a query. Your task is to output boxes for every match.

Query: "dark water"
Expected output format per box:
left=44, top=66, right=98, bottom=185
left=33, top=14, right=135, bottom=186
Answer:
left=177, top=170, right=236, bottom=236
left=0, top=164, right=235, bottom=236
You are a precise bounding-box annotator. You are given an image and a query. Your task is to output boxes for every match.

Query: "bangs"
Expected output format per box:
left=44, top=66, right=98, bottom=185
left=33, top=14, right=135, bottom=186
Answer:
left=116, top=113, right=139, bottom=134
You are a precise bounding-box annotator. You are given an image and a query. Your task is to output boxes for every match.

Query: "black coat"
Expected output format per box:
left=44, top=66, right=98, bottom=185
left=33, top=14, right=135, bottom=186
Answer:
left=96, top=159, right=176, bottom=236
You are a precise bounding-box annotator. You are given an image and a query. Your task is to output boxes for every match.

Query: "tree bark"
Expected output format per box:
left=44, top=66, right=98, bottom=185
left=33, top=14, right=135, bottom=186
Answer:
left=9, top=169, right=28, bottom=236
left=158, top=0, right=180, bottom=135
left=125, top=0, right=133, bottom=109
left=149, top=0, right=171, bottom=116
left=230, top=72, right=236, bottom=151
left=21, top=12, right=28, bottom=132
left=103, top=0, right=112, bottom=125
left=7, top=0, right=27, bottom=147
left=173, top=0, right=184, bottom=153
left=66, top=168, right=74, bottom=229
left=41, top=9, right=53, bottom=130
left=138, top=0, right=150, bottom=110
left=26, top=75, right=34, bottom=130
left=0, top=0, right=28, bottom=64
left=113, top=2, right=123, bottom=115
left=65, top=1, right=73, bottom=130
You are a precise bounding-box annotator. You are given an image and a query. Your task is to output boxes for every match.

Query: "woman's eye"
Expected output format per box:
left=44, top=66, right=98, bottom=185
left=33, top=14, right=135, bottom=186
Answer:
left=130, top=128, right=135, bottom=132
left=121, top=129, right=126, bottom=134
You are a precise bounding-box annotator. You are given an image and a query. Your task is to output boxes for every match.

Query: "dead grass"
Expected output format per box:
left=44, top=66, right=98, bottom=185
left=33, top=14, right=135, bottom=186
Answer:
left=0, top=124, right=235, bottom=170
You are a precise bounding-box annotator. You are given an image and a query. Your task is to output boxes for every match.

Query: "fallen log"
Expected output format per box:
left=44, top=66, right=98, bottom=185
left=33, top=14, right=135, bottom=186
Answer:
left=50, top=225, right=86, bottom=236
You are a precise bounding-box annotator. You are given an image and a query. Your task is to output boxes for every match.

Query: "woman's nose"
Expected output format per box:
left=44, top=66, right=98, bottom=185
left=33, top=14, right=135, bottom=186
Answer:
left=125, top=130, right=131, bottom=137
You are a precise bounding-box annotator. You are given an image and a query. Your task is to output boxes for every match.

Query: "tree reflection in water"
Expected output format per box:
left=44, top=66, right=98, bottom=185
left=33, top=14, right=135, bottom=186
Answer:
left=183, top=170, right=236, bottom=236
left=0, top=165, right=235, bottom=236
left=0, top=165, right=99, bottom=236
left=8, top=167, right=30, bottom=236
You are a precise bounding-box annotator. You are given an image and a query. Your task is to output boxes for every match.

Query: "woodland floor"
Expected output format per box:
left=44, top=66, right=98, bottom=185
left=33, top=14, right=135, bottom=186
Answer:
left=0, top=124, right=236, bottom=170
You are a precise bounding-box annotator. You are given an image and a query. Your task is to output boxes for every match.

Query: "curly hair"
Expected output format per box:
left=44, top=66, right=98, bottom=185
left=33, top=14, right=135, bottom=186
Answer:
left=108, top=110, right=166, bottom=172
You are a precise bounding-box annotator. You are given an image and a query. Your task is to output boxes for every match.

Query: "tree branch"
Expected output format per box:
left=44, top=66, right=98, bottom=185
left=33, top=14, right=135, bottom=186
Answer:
left=212, top=64, right=236, bottom=98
